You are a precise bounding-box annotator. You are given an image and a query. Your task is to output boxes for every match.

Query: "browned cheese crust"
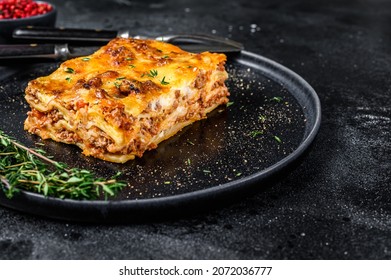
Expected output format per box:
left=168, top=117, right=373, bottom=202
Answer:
left=24, top=38, right=230, bottom=163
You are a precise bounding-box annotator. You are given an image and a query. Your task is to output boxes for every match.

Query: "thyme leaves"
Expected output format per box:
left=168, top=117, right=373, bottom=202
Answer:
left=64, top=67, right=75, bottom=74
left=142, top=69, right=170, bottom=85
left=160, top=76, right=170, bottom=85
left=147, top=69, right=158, bottom=78
left=0, top=130, right=126, bottom=200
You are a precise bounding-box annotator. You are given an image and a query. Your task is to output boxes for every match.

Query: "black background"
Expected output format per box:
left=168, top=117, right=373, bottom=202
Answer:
left=0, top=0, right=390, bottom=259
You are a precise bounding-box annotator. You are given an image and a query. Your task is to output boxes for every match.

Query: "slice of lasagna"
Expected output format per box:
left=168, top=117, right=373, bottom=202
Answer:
left=24, top=38, right=230, bottom=163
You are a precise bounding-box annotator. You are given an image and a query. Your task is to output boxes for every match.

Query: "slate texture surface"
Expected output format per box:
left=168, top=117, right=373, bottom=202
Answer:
left=0, top=0, right=390, bottom=259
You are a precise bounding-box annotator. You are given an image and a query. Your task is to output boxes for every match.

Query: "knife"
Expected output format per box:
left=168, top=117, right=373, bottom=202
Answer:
left=0, top=41, right=241, bottom=61
left=1, top=27, right=243, bottom=61
left=13, top=26, right=244, bottom=50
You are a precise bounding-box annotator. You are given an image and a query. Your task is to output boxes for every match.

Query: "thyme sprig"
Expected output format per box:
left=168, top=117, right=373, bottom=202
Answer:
left=0, top=130, right=126, bottom=200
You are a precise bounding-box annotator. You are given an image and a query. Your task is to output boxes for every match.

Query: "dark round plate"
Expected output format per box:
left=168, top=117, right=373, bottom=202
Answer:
left=0, top=50, right=321, bottom=222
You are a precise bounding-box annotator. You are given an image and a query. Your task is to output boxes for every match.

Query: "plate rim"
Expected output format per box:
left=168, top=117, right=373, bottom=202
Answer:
left=0, top=50, right=321, bottom=221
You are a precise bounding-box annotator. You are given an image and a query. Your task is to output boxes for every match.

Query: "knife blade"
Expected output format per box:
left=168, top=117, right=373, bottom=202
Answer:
left=12, top=26, right=244, bottom=50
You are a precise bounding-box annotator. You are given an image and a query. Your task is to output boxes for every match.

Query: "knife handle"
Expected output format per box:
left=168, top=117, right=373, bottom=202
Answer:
left=13, top=26, right=118, bottom=43
left=0, top=44, right=68, bottom=60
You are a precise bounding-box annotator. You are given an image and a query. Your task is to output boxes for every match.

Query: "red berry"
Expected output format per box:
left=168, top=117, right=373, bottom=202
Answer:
left=0, top=0, right=52, bottom=19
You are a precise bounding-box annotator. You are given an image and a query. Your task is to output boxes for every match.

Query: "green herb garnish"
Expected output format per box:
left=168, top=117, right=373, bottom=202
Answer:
left=64, top=67, right=75, bottom=74
left=116, top=77, right=126, bottom=80
left=250, top=130, right=263, bottom=137
left=129, top=64, right=136, bottom=68
left=114, top=81, right=121, bottom=89
left=147, top=69, right=158, bottom=78
left=259, top=115, right=266, bottom=122
left=271, top=96, right=282, bottom=102
left=160, top=76, right=169, bottom=85
left=0, top=130, right=125, bottom=200
left=65, top=77, right=72, bottom=83
left=81, top=57, right=90, bottom=62
left=274, top=135, right=282, bottom=143
left=226, top=101, right=234, bottom=107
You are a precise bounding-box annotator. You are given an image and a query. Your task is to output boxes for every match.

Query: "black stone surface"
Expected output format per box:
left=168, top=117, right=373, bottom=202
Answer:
left=0, top=0, right=390, bottom=259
